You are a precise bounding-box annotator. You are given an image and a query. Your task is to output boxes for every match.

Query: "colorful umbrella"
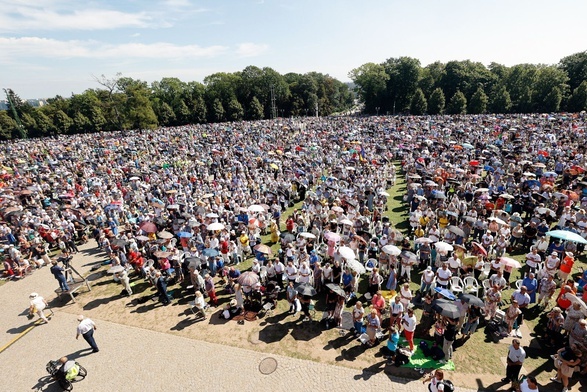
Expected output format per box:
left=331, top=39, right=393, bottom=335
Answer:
left=139, top=221, right=158, bottom=233
left=254, top=244, right=272, bottom=255
left=499, top=257, right=521, bottom=269
left=238, top=271, right=260, bottom=287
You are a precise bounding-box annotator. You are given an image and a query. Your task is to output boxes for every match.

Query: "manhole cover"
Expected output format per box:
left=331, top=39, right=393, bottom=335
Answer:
left=259, top=357, right=278, bottom=375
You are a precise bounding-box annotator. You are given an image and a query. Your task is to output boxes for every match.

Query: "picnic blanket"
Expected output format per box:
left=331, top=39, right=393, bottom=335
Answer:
left=400, top=338, right=455, bottom=371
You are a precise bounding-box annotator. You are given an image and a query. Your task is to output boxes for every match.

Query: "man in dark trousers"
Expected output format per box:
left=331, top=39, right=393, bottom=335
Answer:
left=50, top=260, right=70, bottom=292
left=76, top=315, right=99, bottom=353
left=156, top=271, right=171, bottom=305
left=502, top=339, right=526, bottom=385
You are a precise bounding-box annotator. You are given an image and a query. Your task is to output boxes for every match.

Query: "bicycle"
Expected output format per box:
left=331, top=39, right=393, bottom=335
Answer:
left=46, top=359, right=87, bottom=391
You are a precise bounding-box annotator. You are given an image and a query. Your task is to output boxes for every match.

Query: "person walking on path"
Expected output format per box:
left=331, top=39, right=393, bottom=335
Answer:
left=502, top=339, right=525, bottom=386
left=50, top=260, right=70, bottom=292
left=28, top=293, right=50, bottom=323
left=76, top=315, right=99, bottom=353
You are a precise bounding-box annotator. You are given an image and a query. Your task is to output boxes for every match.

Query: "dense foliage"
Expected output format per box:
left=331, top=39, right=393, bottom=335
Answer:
left=0, top=67, right=354, bottom=139
left=350, top=51, right=587, bottom=115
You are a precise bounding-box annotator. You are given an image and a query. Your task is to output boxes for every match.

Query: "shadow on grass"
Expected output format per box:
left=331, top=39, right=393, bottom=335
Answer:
left=258, top=322, right=290, bottom=343
left=170, top=311, right=206, bottom=331
left=83, top=295, right=119, bottom=310
left=336, top=341, right=371, bottom=362
left=324, top=332, right=356, bottom=350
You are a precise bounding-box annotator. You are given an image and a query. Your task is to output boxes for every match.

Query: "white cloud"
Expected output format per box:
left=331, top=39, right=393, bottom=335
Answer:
left=0, top=37, right=228, bottom=61
left=235, top=42, right=269, bottom=58
left=0, top=6, right=154, bottom=32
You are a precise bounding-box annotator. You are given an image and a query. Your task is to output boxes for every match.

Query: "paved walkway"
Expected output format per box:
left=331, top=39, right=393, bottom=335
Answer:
left=0, top=243, right=478, bottom=391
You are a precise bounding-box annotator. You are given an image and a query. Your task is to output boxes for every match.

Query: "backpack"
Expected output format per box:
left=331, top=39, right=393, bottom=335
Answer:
left=439, top=380, right=455, bottom=392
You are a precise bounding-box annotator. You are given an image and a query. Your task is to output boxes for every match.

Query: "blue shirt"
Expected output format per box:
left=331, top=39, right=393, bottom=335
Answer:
left=387, top=331, right=400, bottom=352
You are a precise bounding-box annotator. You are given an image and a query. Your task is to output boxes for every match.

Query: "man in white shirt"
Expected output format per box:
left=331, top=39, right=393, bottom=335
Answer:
left=524, top=247, right=541, bottom=276
left=436, top=263, right=452, bottom=289
left=544, top=251, right=560, bottom=276
left=502, top=339, right=525, bottom=384
left=75, top=315, right=99, bottom=353
left=510, top=286, right=530, bottom=338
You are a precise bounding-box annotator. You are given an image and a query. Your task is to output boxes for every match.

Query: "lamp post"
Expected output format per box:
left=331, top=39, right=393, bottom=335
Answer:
left=375, top=107, right=380, bottom=116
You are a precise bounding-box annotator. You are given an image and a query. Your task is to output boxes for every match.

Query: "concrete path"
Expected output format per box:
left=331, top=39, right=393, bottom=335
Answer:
left=0, top=243, right=478, bottom=391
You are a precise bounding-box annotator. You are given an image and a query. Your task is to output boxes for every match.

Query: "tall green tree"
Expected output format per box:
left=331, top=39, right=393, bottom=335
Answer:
left=568, top=81, right=587, bottom=112
left=227, top=98, right=244, bottom=121
left=490, top=85, right=512, bottom=113
left=349, top=62, right=389, bottom=113
left=543, top=86, right=563, bottom=112
left=447, top=91, right=467, bottom=114
left=383, top=57, right=421, bottom=114
left=559, top=51, right=587, bottom=91
left=117, top=77, right=158, bottom=129
left=410, top=88, right=427, bottom=115
left=532, top=66, right=569, bottom=112
left=0, top=111, right=17, bottom=139
left=428, top=88, right=445, bottom=115
left=248, top=97, right=264, bottom=120
left=211, top=98, right=225, bottom=122
left=468, top=86, right=489, bottom=114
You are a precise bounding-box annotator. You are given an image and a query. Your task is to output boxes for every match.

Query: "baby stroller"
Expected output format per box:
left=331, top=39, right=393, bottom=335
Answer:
left=485, top=309, right=509, bottom=343
left=259, top=281, right=280, bottom=317
left=46, top=359, right=87, bottom=391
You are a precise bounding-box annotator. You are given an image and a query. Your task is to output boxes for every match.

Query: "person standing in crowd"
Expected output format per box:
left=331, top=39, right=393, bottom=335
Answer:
left=155, top=271, right=170, bottom=305
left=440, top=317, right=457, bottom=364
left=401, top=307, right=417, bottom=353
left=502, top=339, right=525, bottom=385
left=76, top=315, right=99, bottom=353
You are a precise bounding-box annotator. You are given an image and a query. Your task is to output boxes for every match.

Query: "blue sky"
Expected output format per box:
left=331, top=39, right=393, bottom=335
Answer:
left=2, top=0, right=587, bottom=99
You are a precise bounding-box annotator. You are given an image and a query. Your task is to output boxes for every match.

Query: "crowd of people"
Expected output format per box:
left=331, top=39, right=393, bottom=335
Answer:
left=2, top=113, right=587, bottom=392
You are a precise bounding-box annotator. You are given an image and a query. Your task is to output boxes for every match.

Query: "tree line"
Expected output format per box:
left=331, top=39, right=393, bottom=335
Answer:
left=0, top=66, right=353, bottom=139
left=350, top=51, right=587, bottom=115
left=3, top=51, right=587, bottom=139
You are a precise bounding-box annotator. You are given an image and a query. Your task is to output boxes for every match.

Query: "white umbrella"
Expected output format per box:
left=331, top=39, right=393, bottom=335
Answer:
left=345, top=258, right=366, bottom=274
left=566, top=293, right=587, bottom=316
left=158, top=231, right=174, bottom=239
left=298, top=232, right=316, bottom=239
left=338, top=246, right=356, bottom=260
left=381, top=244, right=401, bottom=256
left=415, top=237, right=433, bottom=244
left=339, top=218, right=353, bottom=226
left=379, top=191, right=390, bottom=197
left=499, top=193, right=515, bottom=200
left=248, top=205, right=265, bottom=213
left=332, top=206, right=344, bottom=213
left=206, top=213, right=219, bottom=218
left=488, top=217, right=507, bottom=225
left=434, top=242, right=454, bottom=252
left=474, top=188, right=489, bottom=193
left=207, top=222, right=225, bottom=231
left=129, top=176, right=140, bottom=181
